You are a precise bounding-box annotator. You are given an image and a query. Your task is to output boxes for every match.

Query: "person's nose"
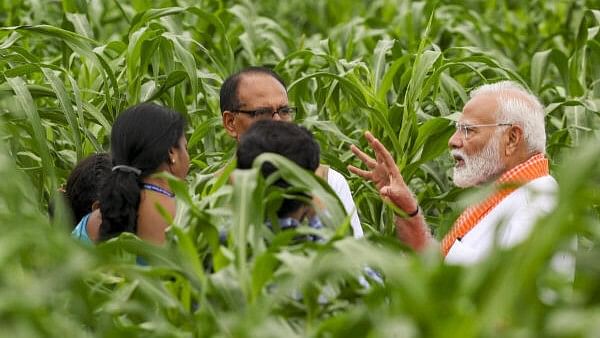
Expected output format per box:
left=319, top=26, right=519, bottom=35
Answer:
left=448, top=129, right=462, bottom=150
left=271, top=112, right=283, bottom=121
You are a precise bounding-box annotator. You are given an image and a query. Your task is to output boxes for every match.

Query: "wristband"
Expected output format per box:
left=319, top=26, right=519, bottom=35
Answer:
left=407, top=205, right=419, bottom=217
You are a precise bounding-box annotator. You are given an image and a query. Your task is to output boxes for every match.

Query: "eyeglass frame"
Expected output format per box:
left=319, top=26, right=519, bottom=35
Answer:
left=454, top=121, right=513, bottom=140
left=232, top=106, right=297, bottom=120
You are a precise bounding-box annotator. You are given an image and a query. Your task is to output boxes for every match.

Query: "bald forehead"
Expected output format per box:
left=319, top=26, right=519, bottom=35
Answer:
left=236, top=73, right=288, bottom=107
left=470, top=87, right=539, bottom=110
left=238, top=72, right=284, bottom=87
left=462, top=94, right=498, bottom=124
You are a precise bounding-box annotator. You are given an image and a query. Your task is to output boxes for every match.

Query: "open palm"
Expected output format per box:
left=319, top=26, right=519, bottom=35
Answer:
left=348, top=132, right=417, bottom=214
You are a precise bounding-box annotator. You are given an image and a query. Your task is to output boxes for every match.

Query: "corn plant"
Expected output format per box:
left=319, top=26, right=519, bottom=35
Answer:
left=1, top=0, right=599, bottom=337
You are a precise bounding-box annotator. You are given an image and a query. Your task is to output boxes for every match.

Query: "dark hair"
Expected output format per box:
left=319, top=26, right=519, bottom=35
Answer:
left=237, top=120, right=320, bottom=217
left=64, top=153, right=111, bottom=227
left=220, top=67, right=286, bottom=113
left=99, top=103, right=186, bottom=241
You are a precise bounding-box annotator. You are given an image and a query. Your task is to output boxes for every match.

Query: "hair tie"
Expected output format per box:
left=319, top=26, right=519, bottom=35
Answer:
left=112, top=165, right=141, bottom=176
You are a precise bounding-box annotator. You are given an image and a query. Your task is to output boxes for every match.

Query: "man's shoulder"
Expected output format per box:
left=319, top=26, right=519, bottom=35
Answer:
left=317, top=165, right=352, bottom=201
left=316, top=164, right=329, bottom=181
left=524, top=175, right=558, bottom=209
left=315, top=164, right=350, bottom=186
left=496, top=175, right=557, bottom=210
left=323, top=166, right=348, bottom=184
left=525, top=174, right=558, bottom=191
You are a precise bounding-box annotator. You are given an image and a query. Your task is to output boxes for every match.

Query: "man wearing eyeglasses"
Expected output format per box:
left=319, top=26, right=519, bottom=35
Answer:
left=220, top=67, right=363, bottom=238
left=349, top=81, right=574, bottom=270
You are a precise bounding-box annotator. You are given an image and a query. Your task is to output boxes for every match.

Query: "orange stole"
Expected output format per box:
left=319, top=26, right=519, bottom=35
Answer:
left=441, top=153, right=550, bottom=256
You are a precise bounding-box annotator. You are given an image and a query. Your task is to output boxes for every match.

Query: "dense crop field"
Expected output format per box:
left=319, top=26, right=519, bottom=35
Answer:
left=1, top=0, right=600, bottom=337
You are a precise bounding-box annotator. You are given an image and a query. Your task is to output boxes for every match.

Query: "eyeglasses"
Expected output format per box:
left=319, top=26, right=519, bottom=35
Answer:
left=454, top=121, right=513, bottom=140
left=233, top=106, right=296, bottom=120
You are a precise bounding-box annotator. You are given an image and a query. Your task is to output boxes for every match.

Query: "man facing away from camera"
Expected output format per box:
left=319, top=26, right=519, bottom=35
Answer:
left=218, top=66, right=363, bottom=238
left=349, top=81, right=574, bottom=272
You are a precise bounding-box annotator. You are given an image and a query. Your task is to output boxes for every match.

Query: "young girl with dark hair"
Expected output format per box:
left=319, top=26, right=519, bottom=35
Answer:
left=65, top=153, right=111, bottom=227
left=72, top=103, right=189, bottom=245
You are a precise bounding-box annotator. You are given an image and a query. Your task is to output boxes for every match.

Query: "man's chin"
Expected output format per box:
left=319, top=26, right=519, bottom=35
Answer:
left=452, top=170, right=479, bottom=188
left=453, top=169, right=503, bottom=188
left=453, top=179, right=476, bottom=188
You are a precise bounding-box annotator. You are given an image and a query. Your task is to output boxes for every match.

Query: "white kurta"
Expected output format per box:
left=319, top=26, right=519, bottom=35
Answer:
left=327, top=168, right=364, bottom=238
left=445, top=175, right=574, bottom=274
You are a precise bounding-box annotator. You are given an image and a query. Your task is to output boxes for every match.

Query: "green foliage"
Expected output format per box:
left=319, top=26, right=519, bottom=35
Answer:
left=1, top=0, right=599, bottom=337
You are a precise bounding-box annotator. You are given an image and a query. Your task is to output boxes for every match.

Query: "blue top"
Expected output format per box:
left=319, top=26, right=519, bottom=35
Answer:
left=72, top=213, right=93, bottom=245
left=218, top=216, right=325, bottom=244
left=71, top=214, right=148, bottom=266
left=266, top=216, right=323, bottom=231
left=265, top=216, right=324, bottom=242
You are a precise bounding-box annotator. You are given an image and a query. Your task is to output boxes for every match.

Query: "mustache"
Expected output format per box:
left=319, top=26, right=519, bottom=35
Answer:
left=451, top=149, right=466, bottom=161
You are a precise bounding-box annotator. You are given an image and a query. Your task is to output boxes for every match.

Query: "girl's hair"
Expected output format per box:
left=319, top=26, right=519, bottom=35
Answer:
left=99, top=103, right=185, bottom=241
left=64, top=153, right=111, bottom=227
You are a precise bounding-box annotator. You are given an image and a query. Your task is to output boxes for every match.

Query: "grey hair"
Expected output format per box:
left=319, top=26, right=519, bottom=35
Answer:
left=470, top=81, right=546, bottom=154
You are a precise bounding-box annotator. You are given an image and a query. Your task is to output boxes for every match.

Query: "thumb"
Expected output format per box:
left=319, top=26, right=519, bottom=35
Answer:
left=380, top=186, right=395, bottom=200
left=380, top=186, right=404, bottom=207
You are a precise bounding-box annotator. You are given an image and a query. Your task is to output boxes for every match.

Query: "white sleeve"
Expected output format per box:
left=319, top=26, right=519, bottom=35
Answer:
left=499, top=177, right=558, bottom=248
left=327, top=169, right=363, bottom=238
left=498, top=177, right=575, bottom=280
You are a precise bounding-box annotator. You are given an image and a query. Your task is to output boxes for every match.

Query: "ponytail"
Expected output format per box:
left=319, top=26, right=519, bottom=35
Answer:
left=98, top=168, right=142, bottom=240
left=98, top=103, right=185, bottom=241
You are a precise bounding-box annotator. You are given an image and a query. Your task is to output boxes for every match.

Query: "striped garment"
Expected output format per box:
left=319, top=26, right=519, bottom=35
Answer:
left=442, top=153, right=550, bottom=256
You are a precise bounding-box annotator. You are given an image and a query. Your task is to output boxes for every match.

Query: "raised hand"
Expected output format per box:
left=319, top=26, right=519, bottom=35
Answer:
left=348, top=131, right=431, bottom=251
left=348, top=132, right=417, bottom=215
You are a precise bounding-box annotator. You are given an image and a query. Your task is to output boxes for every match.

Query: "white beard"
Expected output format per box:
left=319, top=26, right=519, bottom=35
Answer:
left=452, top=134, right=504, bottom=188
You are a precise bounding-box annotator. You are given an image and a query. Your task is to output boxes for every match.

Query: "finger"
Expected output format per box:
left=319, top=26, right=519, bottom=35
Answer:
left=380, top=186, right=394, bottom=201
left=348, top=165, right=372, bottom=180
left=364, top=132, right=396, bottom=170
left=350, top=144, right=376, bottom=168
left=365, top=137, right=405, bottom=184
left=364, top=131, right=379, bottom=144
left=369, top=137, right=401, bottom=180
left=364, top=132, right=387, bottom=166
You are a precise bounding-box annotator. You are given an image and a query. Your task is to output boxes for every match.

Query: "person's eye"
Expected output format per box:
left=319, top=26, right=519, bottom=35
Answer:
left=255, top=108, right=272, bottom=116
left=281, top=107, right=298, bottom=115
left=458, top=123, right=472, bottom=131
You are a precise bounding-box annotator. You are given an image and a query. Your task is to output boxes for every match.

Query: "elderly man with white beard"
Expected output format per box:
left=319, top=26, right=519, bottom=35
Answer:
left=349, top=81, right=574, bottom=268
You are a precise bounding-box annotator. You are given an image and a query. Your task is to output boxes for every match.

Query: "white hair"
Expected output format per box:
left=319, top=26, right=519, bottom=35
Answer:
left=470, top=81, right=546, bottom=154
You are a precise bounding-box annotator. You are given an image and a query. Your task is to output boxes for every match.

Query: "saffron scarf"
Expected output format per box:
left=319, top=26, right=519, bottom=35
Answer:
left=441, top=153, right=550, bottom=256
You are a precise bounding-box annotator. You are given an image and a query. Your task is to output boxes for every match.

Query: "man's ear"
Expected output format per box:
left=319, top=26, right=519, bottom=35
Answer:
left=91, top=200, right=101, bottom=211
left=505, top=124, right=524, bottom=156
left=222, top=111, right=238, bottom=138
